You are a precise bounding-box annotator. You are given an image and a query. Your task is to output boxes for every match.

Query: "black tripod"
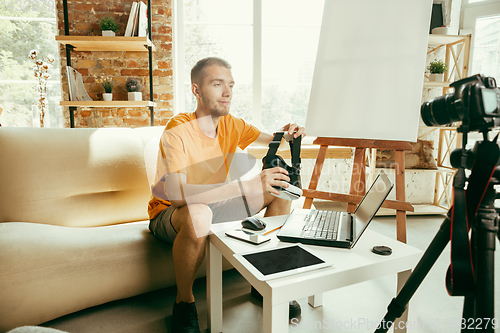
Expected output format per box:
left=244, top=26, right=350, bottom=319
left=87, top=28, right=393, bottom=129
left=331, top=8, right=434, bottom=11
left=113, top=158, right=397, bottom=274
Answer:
left=375, top=134, right=500, bottom=333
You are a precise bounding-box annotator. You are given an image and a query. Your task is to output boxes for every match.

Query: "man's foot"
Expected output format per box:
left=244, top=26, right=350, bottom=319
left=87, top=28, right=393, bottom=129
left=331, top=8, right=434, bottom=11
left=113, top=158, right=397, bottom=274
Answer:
left=251, top=286, right=301, bottom=318
left=171, top=301, right=200, bottom=333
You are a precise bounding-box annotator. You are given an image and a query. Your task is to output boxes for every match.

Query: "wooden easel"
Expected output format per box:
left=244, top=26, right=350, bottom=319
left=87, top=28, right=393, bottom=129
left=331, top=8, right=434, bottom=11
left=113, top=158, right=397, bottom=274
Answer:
left=302, top=137, right=414, bottom=243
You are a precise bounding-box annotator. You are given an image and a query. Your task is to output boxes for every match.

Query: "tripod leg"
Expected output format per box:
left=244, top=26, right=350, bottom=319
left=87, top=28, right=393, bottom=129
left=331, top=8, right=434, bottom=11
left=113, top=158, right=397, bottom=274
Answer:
left=375, top=214, right=452, bottom=333
left=470, top=206, right=497, bottom=332
left=461, top=296, right=475, bottom=332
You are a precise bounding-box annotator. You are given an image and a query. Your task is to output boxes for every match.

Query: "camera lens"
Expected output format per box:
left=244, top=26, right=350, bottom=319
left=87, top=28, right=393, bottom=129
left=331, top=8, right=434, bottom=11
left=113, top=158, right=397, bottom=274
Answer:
left=421, top=93, right=462, bottom=126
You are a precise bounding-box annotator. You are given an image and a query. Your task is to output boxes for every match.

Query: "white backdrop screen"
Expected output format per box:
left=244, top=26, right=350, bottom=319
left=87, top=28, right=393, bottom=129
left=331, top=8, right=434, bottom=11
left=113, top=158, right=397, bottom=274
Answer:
left=305, top=0, right=433, bottom=142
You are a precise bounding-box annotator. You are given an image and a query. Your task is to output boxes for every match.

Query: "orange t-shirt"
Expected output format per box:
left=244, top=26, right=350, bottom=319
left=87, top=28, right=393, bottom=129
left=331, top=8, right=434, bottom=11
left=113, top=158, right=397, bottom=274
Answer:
left=147, top=112, right=261, bottom=219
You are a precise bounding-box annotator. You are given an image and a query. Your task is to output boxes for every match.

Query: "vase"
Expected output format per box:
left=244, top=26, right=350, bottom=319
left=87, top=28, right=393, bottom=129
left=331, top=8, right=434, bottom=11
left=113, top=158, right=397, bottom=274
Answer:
left=103, top=93, right=113, bottom=101
left=102, top=30, right=115, bottom=37
left=128, top=92, right=142, bottom=101
left=32, top=105, right=41, bottom=127
left=429, top=73, right=444, bottom=82
left=32, top=104, right=48, bottom=127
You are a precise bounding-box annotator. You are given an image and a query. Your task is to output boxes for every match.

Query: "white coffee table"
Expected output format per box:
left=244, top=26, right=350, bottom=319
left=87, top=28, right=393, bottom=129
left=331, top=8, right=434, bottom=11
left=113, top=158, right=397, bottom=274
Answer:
left=206, top=215, right=422, bottom=333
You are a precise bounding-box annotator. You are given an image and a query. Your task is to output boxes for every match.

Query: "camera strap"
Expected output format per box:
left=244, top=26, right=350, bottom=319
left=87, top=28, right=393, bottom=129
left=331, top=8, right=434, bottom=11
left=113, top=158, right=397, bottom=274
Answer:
left=263, top=132, right=302, bottom=167
left=262, top=132, right=302, bottom=190
left=446, top=139, right=499, bottom=296
left=263, top=132, right=285, bottom=164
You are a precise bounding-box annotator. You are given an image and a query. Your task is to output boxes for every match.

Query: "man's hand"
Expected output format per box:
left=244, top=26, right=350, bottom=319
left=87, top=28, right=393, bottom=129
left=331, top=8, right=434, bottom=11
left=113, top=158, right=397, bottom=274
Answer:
left=278, top=122, right=306, bottom=139
left=253, top=122, right=306, bottom=147
left=242, top=167, right=290, bottom=197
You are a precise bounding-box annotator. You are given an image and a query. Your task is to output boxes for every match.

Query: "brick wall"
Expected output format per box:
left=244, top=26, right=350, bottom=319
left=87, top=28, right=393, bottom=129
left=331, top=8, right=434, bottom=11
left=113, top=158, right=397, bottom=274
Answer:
left=56, top=0, right=173, bottom=128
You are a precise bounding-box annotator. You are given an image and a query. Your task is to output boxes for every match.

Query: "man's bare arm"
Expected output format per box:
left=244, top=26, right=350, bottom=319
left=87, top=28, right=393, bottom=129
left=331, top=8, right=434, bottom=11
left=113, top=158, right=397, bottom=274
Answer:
left=252, top=123, right=306, bottom=149
left=165, top=173, right=240, bottom=208
left=165, top=167, right=290, bottom=208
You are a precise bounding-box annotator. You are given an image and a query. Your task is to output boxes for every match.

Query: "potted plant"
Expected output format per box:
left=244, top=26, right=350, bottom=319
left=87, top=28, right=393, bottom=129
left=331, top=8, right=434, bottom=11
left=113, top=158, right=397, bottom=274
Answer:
left=428, top=59, right=448, bottom=82
left=96, top=77, right=114, bottom=101
left=126, top=77, right=143, bottom=101
left=99, top=17, right=119, bottom=37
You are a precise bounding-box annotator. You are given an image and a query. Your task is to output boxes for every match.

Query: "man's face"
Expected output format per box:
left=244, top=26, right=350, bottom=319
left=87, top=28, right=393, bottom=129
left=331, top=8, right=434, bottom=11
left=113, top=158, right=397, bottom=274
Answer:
left=195, top=65, right=234, bottom=117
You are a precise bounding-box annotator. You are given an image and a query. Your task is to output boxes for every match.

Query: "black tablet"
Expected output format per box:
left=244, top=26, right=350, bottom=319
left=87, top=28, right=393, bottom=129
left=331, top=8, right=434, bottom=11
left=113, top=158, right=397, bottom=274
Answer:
left=233, top=244, right=331, bottom=281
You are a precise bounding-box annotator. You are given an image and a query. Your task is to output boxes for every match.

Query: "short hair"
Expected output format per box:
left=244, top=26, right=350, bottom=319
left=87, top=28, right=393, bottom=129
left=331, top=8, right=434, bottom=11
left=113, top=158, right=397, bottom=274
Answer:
left=190, top=57, right=232, bottom=86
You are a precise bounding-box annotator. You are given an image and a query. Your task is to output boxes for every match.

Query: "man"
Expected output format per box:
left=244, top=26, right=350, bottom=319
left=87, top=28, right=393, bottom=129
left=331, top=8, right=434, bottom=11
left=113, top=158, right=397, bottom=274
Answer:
left=148, top=57, right=305, bottom=332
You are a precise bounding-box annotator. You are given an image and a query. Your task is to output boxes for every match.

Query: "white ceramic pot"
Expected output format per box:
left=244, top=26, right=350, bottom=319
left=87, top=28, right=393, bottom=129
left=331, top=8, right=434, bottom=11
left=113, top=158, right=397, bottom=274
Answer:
left=103, top=93, right=113, bottom=101
left=429, top=73, right=444, bottom=82
left=102, top=30, right=116, bottom=37
left=128, top=92, right=142, bottom=101
left=432, top=27, right=451, bottom=35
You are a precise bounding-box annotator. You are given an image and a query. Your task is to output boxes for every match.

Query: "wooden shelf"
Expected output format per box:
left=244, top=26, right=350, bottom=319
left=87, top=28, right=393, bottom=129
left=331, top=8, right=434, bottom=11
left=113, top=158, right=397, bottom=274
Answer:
left=247, top=145, right=352, bottom=160
left=371, top=166, right=456, bottom=173
left=427, top=34, right=469, bottom=46
left=60, top=101, right=156, bottom=108
left=56, top=36, right=154, bottom=52
left=423, top=81, right=451, bottom=88
left=377, top=204, right=448, bottom=216
left=311, top=200, right=449, bottom=216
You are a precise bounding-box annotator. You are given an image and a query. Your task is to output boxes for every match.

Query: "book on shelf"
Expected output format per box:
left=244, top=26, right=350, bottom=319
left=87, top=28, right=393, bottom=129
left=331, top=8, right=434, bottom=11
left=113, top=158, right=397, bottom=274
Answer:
left=137, top=1, right=148, bottom=37
left=124, top=2, right=138, bottom=37
left=125, top=1, right=148, bottom=38
left=66, top=66, right=92, bottom=102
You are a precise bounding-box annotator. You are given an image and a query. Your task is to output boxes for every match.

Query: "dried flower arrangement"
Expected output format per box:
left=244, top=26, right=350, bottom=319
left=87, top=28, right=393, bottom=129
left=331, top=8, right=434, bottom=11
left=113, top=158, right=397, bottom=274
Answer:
left=28, top=49, right=54, bottom=127
left=96, top=77, right=114, bottom=93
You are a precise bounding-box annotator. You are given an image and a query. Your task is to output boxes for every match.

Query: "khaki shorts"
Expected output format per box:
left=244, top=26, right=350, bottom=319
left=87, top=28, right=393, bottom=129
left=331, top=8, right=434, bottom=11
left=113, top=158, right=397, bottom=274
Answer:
left=149, top=196, right=259, bottom=244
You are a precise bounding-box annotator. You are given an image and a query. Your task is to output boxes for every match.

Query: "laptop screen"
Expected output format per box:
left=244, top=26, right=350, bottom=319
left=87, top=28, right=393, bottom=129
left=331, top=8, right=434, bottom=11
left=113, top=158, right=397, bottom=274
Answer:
left=352, top=170, right=394, bottom=244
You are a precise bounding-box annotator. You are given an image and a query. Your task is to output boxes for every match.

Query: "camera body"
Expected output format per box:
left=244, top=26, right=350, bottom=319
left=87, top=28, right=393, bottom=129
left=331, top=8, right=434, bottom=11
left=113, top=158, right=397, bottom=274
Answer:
left=262, top=150, right=303, bottom=201
left=262, top=133, right=303, bottom=201
left=421, top=74, right=500, bottom=132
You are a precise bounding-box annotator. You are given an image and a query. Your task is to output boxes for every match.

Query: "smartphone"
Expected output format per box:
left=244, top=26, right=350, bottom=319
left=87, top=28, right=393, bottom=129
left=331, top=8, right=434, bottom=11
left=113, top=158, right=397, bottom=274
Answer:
left=225, top=230, right=271, bottom=245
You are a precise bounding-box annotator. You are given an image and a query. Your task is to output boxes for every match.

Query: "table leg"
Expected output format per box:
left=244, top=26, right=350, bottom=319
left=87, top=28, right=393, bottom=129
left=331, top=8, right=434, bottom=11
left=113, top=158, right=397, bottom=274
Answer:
left=308, top=294, right=323, bottom=308
left=263, top=298, right=288, bottom=333
left=394, top=269, right=419, bottom=333
left=207, top=241, right=223, bottom=333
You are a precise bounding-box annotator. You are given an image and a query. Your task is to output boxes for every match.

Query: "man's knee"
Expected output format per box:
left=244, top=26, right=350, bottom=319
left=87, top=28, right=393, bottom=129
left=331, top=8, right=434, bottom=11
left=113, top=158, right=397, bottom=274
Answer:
left=263, top=192, right=292, bottom=215
left=264, top=192, right=289, bottom=206
left=174, top=204, right=213, bottom=239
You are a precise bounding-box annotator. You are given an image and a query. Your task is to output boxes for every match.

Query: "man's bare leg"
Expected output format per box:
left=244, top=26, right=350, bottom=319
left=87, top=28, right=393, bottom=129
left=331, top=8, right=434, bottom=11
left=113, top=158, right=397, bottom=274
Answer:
left=263, top=192, right=292, bottom=217
left=169, top=195, right=294, bottom=315
left=247, top=192, right=301, bottom=318
left=169, top=194, right=286, bottom=303
left=170, top=203, right=212, bottom=303
left=246, top=191, right=292, bottom=217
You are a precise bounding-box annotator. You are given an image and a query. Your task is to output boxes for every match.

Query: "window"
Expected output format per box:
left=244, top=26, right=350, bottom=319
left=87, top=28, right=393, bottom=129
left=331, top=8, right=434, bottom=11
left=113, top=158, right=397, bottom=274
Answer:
left=462, top=0, right=500, bottom=145
left=463, top=0, right=500, bottom=82
left=471, top=15, right=500, bottom=82
left=174, top=0, right=324, bottom=133
left=0, top=0, right=62, bottom=127
left=180, top=0, right=253, bottom=123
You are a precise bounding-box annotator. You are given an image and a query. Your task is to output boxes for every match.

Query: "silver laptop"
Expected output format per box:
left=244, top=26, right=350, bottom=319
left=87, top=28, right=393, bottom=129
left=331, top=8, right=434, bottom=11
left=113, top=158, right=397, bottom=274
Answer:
left=277, top=170, right=393, bottom=249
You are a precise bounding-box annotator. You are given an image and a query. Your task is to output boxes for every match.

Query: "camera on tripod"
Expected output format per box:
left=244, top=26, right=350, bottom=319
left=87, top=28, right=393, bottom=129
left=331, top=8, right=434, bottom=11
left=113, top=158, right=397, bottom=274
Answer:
left=421, top=74, right=500, bottom=133
left=375, top=74, right=500, bottom=333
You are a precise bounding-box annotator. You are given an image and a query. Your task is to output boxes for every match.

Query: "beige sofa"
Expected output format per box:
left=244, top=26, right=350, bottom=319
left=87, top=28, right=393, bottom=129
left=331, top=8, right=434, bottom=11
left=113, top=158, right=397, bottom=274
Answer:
left=0, top=127, right=229, bottom=332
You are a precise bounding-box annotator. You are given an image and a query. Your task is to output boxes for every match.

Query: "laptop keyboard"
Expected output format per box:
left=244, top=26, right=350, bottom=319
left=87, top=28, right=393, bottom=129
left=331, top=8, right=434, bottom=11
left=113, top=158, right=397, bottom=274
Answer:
left=302, top=210, right=341, bottom=240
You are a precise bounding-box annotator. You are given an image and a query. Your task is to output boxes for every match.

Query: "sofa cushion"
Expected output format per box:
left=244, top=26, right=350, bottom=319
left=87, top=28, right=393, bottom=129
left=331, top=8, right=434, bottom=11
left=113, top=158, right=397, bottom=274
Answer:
left=0, top=221, right=175, bottom=331
left=0, top=127, right=164, bottom=227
